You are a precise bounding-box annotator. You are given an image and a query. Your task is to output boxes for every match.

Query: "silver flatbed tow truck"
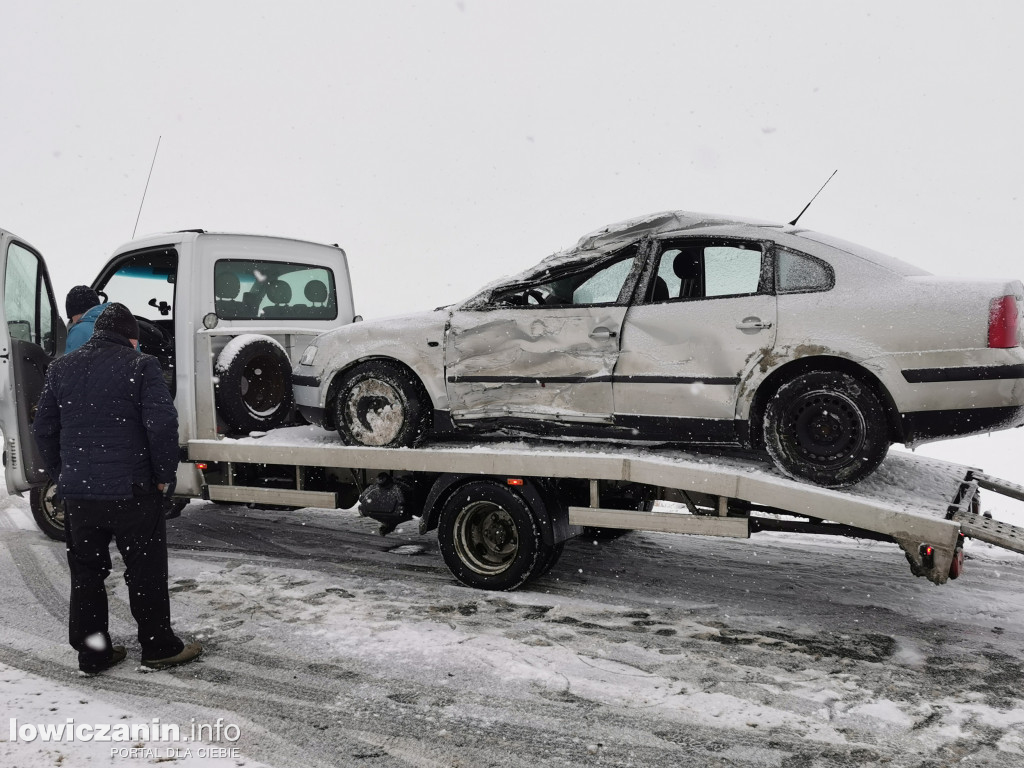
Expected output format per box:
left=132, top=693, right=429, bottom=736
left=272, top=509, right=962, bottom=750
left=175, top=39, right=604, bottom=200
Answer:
left=4, top=226, right=1023, bottom=592
left=187, top=423, right=1024, bottom=591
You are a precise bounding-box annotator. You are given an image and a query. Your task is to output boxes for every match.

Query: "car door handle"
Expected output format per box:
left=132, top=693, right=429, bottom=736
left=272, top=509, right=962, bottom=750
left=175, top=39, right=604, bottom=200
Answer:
left=589, top=327, right=617, bottom=340
left=735, top=317, right=773, bottom=331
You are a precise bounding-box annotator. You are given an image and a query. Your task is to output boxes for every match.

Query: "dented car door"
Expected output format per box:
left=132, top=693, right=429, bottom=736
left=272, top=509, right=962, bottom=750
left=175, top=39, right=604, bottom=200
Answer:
left=445, top=248, right=640, bottom=424
left=613, top=239, right=776, bottom=440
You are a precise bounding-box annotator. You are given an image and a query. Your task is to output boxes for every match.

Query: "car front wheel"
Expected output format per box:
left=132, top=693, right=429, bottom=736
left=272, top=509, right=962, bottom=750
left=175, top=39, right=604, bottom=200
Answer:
left=332, top=360, right=431, bottom=447
left=763, top=370, right=889, bottom=487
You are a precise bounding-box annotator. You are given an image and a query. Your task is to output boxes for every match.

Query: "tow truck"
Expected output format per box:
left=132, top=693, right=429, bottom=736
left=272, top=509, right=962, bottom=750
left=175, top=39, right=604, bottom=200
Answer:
left=3, top=226, right=1024, bottom=591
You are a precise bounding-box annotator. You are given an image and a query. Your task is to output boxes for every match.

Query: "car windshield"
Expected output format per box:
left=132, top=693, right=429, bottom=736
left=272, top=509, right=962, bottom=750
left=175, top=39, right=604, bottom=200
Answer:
left=795, top=230, right=931, bottom=276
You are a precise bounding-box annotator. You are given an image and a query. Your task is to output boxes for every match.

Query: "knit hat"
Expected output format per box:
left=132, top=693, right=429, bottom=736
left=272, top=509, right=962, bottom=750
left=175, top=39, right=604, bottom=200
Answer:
left=94, top=302, right=140, bottom=341
left=65, top=285, right=100, bottom=319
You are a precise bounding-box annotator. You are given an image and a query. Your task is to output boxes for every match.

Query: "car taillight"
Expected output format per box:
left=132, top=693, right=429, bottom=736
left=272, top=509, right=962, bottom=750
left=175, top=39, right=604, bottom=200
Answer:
left=988, top=295, right=1020, bottom=348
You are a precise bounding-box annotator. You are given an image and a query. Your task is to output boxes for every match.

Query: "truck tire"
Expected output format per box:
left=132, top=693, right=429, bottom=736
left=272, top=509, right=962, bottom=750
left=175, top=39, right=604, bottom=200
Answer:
left=30, top=479, right=66, bottom=542
left=763, top=370, right=889, bottom=487
left=215, top=335, right=294, bottom=434
left=437, top=480, right=555, bottom=591
left=333, top=360, right=431, bottom=448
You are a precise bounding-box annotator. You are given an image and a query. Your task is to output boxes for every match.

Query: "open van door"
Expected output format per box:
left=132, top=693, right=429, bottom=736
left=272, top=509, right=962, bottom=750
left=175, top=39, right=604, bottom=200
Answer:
left=0, top=228, right=66, bottom=494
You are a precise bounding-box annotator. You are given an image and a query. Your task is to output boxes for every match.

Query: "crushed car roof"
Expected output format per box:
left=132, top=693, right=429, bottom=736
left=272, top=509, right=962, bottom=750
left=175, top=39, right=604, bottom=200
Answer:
left=574, top=210, right=794, bottom=251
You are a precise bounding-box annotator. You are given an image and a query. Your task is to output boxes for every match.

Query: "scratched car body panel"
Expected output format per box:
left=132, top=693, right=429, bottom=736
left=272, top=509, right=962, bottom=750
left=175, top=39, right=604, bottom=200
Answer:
left=295, top=211, right=1024, bottom=486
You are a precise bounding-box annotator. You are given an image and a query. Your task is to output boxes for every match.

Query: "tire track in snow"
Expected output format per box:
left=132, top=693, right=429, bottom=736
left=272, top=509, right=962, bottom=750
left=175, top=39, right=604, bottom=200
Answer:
left=3, top=531, right=69, bottom=625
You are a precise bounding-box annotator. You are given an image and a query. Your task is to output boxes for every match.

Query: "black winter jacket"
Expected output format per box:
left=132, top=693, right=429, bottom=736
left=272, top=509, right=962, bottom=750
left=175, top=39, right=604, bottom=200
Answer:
left=32, top=330, right=179, bottom=500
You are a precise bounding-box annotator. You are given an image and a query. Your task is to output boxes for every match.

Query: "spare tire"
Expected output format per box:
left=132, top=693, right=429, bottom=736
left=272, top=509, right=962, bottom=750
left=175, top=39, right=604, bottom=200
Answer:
left=215, top=335, right=294, bottom=434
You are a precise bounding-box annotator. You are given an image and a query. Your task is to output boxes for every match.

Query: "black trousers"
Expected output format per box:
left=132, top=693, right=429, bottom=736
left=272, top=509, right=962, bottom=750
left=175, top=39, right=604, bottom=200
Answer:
left=65, top=495, right=184, bottom=670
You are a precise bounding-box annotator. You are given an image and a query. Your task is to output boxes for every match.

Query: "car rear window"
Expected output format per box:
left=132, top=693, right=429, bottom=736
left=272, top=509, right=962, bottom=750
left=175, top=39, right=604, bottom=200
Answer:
left=795, top=230, right=931, bottom=276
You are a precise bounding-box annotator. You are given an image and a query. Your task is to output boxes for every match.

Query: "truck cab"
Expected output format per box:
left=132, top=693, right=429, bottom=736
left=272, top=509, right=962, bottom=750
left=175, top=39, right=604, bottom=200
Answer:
left=1, top=228, right=354, bottom=533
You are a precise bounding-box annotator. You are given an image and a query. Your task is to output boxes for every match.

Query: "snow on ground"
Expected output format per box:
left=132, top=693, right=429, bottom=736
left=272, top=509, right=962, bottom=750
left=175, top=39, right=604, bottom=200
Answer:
left=3, top=453, right=1024, bottom=767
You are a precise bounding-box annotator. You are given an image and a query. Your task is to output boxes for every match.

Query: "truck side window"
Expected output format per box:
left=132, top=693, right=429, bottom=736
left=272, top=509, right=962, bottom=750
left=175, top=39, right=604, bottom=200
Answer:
left=5, top=242, right=59, bottom=356
left=214, top=260, right=338, bottom=320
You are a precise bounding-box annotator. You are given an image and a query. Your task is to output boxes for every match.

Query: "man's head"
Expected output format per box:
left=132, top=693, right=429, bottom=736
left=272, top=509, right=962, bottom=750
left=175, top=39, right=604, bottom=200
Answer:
left=94, top=303, right=140, bottom=347
left=66, top=285, right=100, bottom=321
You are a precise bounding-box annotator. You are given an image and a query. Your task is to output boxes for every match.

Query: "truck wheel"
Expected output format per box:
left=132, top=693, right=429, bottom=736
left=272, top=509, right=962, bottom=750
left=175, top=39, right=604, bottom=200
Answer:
left=763, top=370, right=889, bottom=487
left=30, top=479, right=66, bottom=542
left=536, top=541, right=565, bottom=578
left=215, top=335, right=294, bottom=434
left=437, top=480, right=554, bottom=590
left=333, top=360, right=431, bottom=448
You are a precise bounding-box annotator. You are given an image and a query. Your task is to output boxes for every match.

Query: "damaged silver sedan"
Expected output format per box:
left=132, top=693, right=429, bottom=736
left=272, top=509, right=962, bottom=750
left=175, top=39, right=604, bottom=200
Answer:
left=293, top=211, right=1024, bottom=487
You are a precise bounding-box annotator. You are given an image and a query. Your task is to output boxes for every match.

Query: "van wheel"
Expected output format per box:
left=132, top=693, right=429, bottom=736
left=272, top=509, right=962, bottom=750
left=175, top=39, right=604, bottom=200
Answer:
left=332, top=361, right=431, bottom=447
left=763, top=370, right=889, bottom=487
left=437, top=480, right=554, bottom=591
left=215, top=335, right=294, bottom=434
left=30, top=479, right=66, bottom=541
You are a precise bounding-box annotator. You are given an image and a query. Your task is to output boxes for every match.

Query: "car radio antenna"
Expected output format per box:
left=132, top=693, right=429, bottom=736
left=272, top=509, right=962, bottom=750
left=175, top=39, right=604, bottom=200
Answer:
left=132, top=135, right=162, bottom=238
left=788, top=169, right=837, bottom=226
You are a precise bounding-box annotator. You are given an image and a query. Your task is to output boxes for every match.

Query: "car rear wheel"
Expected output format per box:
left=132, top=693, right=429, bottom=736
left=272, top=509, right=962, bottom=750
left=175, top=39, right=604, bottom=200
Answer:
left=332, top=360, right=431, bottom=447
left=763, top=370, right=889, bottom=487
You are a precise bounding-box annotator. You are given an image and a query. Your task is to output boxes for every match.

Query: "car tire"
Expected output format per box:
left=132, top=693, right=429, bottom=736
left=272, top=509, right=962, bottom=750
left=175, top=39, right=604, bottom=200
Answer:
left=332, top=360, right=431, bottom=448
left=763, top=370, right=889, bottom=487
left=437, top=480, right=555, bottom=591
left=215, top=335, right=294, bottom=434
left=30, top=479, right=66, bottom=541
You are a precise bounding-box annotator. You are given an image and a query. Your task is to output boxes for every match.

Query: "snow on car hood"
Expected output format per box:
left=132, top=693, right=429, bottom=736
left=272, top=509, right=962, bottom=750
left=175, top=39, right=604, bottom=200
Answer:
left=303, top=309, right=448, bottom=376
left=311, top=308, right=449, bottom=357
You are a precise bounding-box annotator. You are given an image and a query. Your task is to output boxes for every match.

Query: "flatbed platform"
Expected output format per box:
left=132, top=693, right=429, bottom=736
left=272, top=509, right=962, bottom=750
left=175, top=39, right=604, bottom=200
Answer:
left=188, top=426, right=1024, bottom=586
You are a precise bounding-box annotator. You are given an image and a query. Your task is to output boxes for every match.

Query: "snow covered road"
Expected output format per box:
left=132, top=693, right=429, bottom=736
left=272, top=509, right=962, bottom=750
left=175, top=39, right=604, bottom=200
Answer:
left=2, top=488, right=1024, bottom=767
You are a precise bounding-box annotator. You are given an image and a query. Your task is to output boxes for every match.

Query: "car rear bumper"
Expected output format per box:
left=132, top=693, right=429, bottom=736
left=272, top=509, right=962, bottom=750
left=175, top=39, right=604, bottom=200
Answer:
left=901, top=405, right=1024, bottom=445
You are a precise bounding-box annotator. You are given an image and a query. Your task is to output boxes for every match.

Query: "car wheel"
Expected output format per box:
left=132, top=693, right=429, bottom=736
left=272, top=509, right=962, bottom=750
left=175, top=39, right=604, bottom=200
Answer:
left=437, top=480, right=555, bottom=591
left=763, top=370, right=889, bottom=487
left=332, top=360, right=431, bottom=447
left=215, top=335, right=294, bottom=434
left=30, top=479, right=66, bottom=541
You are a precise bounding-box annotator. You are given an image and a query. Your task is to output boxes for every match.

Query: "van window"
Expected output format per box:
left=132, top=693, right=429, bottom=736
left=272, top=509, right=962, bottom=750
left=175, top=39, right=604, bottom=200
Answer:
left=214, top=260, right=338, bottom=320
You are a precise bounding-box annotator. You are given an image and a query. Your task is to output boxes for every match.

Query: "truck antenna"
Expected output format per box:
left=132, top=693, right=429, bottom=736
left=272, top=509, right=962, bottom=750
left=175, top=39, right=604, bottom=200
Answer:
left=788, top=169, right=837, bottom=226
left=132, top=136, right=162, bottom=239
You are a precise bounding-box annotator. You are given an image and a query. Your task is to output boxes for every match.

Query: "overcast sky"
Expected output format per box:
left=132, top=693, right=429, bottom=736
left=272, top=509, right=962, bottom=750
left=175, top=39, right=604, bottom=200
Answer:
left=2, top=1, right=1023, bottom=479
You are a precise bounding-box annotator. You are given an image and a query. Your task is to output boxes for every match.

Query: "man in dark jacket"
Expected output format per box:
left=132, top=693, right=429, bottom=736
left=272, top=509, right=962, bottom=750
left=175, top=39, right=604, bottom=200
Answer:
left=32, top=303, right=202, bottom=673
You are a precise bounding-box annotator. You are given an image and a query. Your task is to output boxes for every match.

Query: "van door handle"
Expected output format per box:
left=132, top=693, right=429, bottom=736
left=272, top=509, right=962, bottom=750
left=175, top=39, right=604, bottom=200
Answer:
left=589, top=327, right=617, bottom=340
left=736, top=317, right=772, bottom=331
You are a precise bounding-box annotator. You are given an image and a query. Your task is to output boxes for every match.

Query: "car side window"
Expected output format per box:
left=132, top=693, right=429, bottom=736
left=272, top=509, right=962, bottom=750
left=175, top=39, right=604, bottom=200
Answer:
left=776, top=248, right=834, bottom=294
left=490, top=251, right=639, bottom=308
left=647, top=242, right=763, bottom=302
